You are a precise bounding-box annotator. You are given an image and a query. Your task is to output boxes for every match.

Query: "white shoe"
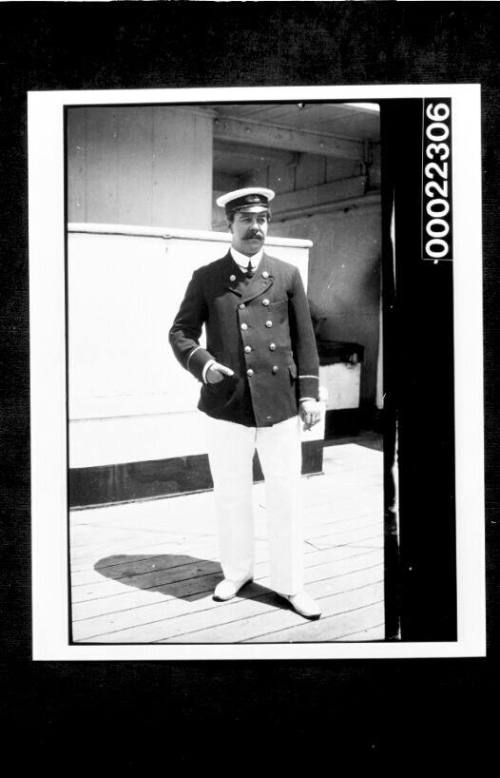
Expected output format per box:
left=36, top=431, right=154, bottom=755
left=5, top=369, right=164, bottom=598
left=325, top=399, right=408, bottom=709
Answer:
left=282, top=590, right=322, bottom=620
left=213, top=576, right=253, bottom=601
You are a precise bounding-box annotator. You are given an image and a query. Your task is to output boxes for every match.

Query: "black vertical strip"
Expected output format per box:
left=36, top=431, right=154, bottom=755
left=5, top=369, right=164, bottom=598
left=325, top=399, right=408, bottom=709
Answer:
left=384, top=99, right=457, bottom=641
left=380, top=103, right=400, bottom=641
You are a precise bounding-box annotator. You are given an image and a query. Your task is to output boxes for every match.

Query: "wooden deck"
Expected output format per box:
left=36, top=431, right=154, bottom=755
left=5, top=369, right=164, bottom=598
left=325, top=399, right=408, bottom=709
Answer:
left=70, top=443, right=384, bottom=644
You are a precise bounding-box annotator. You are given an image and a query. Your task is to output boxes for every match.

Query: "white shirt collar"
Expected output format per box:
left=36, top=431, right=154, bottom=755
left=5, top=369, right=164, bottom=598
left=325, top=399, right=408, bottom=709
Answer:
left=230, top=246, right=264, bottom=270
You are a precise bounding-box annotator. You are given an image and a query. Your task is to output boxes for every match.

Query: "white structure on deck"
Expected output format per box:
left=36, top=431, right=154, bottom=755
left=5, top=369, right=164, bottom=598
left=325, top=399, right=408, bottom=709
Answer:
left=68, top=223, right=344, bottom=470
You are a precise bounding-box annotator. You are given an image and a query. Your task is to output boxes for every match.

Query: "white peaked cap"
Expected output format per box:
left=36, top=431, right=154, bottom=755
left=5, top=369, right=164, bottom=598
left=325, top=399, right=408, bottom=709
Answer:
left=216, top=187, right=275, bottom=209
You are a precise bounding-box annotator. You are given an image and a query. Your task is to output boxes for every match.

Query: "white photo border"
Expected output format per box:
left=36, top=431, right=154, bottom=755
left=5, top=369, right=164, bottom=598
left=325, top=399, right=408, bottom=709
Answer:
left=29, top=84, right=485, bottom=660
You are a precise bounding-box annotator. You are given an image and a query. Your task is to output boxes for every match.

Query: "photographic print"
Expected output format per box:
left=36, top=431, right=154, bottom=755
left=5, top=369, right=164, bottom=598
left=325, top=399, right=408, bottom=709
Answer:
left=28, top=84, right=485, bottom=660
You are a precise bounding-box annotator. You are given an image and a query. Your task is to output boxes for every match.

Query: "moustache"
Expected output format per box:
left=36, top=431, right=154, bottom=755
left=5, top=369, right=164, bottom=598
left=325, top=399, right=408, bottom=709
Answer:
left=244, top=232, right=264, bottom=240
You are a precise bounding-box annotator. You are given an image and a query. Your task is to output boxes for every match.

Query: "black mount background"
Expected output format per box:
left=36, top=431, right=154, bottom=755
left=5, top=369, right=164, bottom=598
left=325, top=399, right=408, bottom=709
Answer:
left=0, top=0, right=498, bottom=768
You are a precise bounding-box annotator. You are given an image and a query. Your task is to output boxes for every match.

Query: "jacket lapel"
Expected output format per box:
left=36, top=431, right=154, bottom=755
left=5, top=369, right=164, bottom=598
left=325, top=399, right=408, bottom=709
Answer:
left=222, top=252, right=243, bottom=297
left=241, top=253, right=274, bottom=304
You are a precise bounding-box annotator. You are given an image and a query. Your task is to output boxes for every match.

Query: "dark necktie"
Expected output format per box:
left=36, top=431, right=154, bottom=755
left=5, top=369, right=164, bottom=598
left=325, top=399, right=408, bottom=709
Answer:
left=246, top=260, right=254, bottom=279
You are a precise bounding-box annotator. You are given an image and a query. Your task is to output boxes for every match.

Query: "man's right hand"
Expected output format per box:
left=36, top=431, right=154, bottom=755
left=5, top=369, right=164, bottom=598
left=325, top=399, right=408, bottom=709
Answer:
left=206, top=362, right=235, bottom=384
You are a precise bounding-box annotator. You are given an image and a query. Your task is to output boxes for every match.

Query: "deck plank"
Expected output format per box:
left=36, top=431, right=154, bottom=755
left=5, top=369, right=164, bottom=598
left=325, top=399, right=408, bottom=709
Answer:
left=337, top=622, right=386, bottom=642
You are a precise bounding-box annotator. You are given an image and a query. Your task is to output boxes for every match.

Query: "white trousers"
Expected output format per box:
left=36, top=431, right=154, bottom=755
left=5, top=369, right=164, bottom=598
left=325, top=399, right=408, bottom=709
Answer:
left=205, top=414, right=304, bottom=596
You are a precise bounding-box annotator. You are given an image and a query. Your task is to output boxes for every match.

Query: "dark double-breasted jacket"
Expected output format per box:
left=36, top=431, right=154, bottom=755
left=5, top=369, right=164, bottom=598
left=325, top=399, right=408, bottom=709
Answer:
left=169, top=251, right=320, bottom=427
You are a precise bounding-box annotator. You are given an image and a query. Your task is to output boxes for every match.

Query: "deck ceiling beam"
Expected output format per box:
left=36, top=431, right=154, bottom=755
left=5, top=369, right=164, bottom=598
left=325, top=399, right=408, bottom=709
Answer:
left=213, top=138, right=294, bottom=164
left=213, top=115, right=363, bottom=161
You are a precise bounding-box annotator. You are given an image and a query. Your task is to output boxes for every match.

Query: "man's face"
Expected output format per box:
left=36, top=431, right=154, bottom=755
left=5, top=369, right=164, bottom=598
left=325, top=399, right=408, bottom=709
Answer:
left=229, top=210, right=269, bottom=256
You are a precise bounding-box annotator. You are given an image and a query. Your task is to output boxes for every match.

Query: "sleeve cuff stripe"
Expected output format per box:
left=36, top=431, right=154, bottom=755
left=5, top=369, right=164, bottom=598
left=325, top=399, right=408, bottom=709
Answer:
left=202, top=359, right=216, bottom=384
left=186, top=345, right=202, bottom=370
left=299, top=374, right=319, bottom=380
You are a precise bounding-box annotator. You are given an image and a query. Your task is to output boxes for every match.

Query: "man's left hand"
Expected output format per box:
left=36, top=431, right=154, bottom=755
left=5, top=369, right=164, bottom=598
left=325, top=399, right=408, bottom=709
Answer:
left=299, top=399, right=322, bottom=431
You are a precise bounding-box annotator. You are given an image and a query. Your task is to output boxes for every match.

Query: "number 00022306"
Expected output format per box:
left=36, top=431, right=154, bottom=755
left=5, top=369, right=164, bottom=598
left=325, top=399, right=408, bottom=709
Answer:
left=423, top=101, right=452, bottom=260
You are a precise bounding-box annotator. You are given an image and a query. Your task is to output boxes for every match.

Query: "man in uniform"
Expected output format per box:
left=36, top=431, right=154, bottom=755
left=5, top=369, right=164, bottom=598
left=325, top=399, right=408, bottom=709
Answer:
left=169, top=187, right=322, bottom=619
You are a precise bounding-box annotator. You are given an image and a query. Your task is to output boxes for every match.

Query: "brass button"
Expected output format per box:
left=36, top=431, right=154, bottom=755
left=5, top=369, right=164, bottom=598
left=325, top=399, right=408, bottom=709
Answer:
left=262, top=271, right=269, bottom=279
left=229, top=274, right=236, bottom=282
left=238, top=303, right=246, bottom=309
left=265, top=320, right=273, bottom=328
left=272, top=366, right=279, bottom=374
left=247, top=368, right=254, bottom=377
left=244, top=345, right=252, bottom=354
left=262, top=298, right=270, bottom=306
left=241, top=323, right=248, bottom=331
left=269, top=343, right=276, bottom=351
